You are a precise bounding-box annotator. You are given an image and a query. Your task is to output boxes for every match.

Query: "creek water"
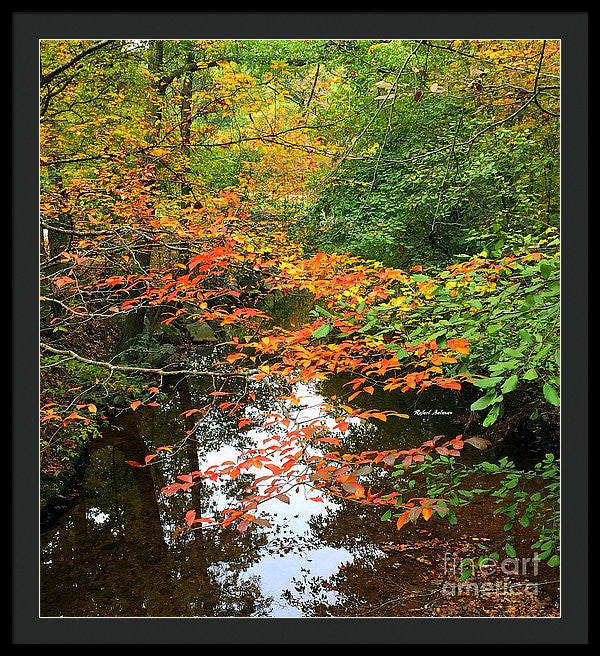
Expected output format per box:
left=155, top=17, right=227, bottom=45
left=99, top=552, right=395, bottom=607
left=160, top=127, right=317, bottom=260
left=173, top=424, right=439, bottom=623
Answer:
left=40, top=296, right=558, bottom=617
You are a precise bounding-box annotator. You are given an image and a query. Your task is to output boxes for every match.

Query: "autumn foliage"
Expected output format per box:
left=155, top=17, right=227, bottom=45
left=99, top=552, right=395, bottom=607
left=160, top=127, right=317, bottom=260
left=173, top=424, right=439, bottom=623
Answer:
left=40, top=39, right=559, bottom=546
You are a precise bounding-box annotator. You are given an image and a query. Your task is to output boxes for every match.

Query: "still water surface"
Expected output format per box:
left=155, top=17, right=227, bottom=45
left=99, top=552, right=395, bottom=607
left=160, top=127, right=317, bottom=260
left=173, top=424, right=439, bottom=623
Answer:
left=41, top=296, right=551, bottom=617
left=42, top=350, right=487, bottom=616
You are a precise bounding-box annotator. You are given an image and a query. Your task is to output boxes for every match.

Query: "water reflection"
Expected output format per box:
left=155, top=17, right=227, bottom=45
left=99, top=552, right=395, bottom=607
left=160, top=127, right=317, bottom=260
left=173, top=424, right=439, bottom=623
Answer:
left=41, top=343, right=487, bottom=617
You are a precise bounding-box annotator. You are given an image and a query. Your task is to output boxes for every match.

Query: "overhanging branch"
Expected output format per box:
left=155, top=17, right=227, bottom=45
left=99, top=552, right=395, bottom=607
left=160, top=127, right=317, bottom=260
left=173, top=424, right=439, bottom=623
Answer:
left=41, top=40, right=115, bottom=88
left=41, top=343, right=254, bottom=379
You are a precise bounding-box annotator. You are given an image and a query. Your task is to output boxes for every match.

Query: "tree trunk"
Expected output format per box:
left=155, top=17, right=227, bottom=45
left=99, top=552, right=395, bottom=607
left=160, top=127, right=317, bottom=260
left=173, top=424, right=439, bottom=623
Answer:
left=115, top=41, right=164, bottom=354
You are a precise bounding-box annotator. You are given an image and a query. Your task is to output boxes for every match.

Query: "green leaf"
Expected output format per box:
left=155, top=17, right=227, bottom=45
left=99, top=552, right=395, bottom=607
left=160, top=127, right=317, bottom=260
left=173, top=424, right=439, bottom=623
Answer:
left=501, top=374, right=518, bottom=394
left=392, top=346, right=408, bottom=360
left=547, top=554, right=560, bottom=567
left=522, top=368, right=538, bottom=380
left=311, top=323, right=332, bottom=339
left=505, top=543, right=516, bottom=558
left=482, top=402, right=502, bottom=427
left=481, top=462, right=500, bottom=473
left=314, top=304, right=333, bottom=317
left=381, top=509, right=392, bottom=521
left=470, top=391, right=497, bottom=411
left=518, top=329, right=534, bottom=344
left=503, top=348, right=523, bottom=358
left=474, top=376, right=503, bottom=389
left=436, top=334, right=448, bottom=349
left=543, top=382, right=560, bottom=406
left=359, top=319, right=377, bottom=333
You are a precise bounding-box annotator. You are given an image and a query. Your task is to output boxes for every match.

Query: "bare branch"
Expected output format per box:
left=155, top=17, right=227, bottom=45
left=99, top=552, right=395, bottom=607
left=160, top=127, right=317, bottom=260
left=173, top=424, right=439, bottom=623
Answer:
left=41, top=343, right=255, bottom=379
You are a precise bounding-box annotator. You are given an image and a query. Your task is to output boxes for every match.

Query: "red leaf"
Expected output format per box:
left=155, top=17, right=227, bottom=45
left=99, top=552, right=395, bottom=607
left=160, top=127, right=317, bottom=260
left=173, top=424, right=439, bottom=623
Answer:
left=237, top=519, right=250, bottom=533
left=185, top=510, right=196, bottom=527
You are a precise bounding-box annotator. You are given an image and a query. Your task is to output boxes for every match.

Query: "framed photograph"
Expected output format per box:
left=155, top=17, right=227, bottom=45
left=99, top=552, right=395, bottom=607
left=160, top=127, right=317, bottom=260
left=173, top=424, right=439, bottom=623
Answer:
left=13, top=12, right=588, bottom=644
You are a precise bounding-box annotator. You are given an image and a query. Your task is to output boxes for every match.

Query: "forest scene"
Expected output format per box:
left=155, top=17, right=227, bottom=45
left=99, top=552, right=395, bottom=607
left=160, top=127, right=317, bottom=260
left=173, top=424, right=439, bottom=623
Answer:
left=40, top=38, right=560, bottom=618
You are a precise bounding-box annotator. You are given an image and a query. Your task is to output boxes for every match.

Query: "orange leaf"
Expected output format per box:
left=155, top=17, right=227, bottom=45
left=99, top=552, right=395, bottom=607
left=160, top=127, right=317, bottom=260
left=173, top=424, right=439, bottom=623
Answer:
left=180, top=408, right=201, bottom=418
left=315, top=436, right=341, bottom=446
left=396, top=511, right=410, bottom=529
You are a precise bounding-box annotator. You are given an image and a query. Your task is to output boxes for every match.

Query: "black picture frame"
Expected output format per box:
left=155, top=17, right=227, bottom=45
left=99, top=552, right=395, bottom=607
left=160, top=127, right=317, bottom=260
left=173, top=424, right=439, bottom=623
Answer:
left=14, top=12, right=588, bottom=644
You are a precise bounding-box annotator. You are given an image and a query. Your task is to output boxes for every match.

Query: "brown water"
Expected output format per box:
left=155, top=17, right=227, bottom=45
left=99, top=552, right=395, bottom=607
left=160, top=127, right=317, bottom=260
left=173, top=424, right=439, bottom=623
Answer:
left=40, top=297, right=558, bottom=617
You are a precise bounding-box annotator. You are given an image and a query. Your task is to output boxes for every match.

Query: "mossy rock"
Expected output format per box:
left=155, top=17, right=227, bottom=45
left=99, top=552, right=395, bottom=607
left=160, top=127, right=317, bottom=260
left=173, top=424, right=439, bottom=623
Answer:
left=185, top=322, right=217, bottom=343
